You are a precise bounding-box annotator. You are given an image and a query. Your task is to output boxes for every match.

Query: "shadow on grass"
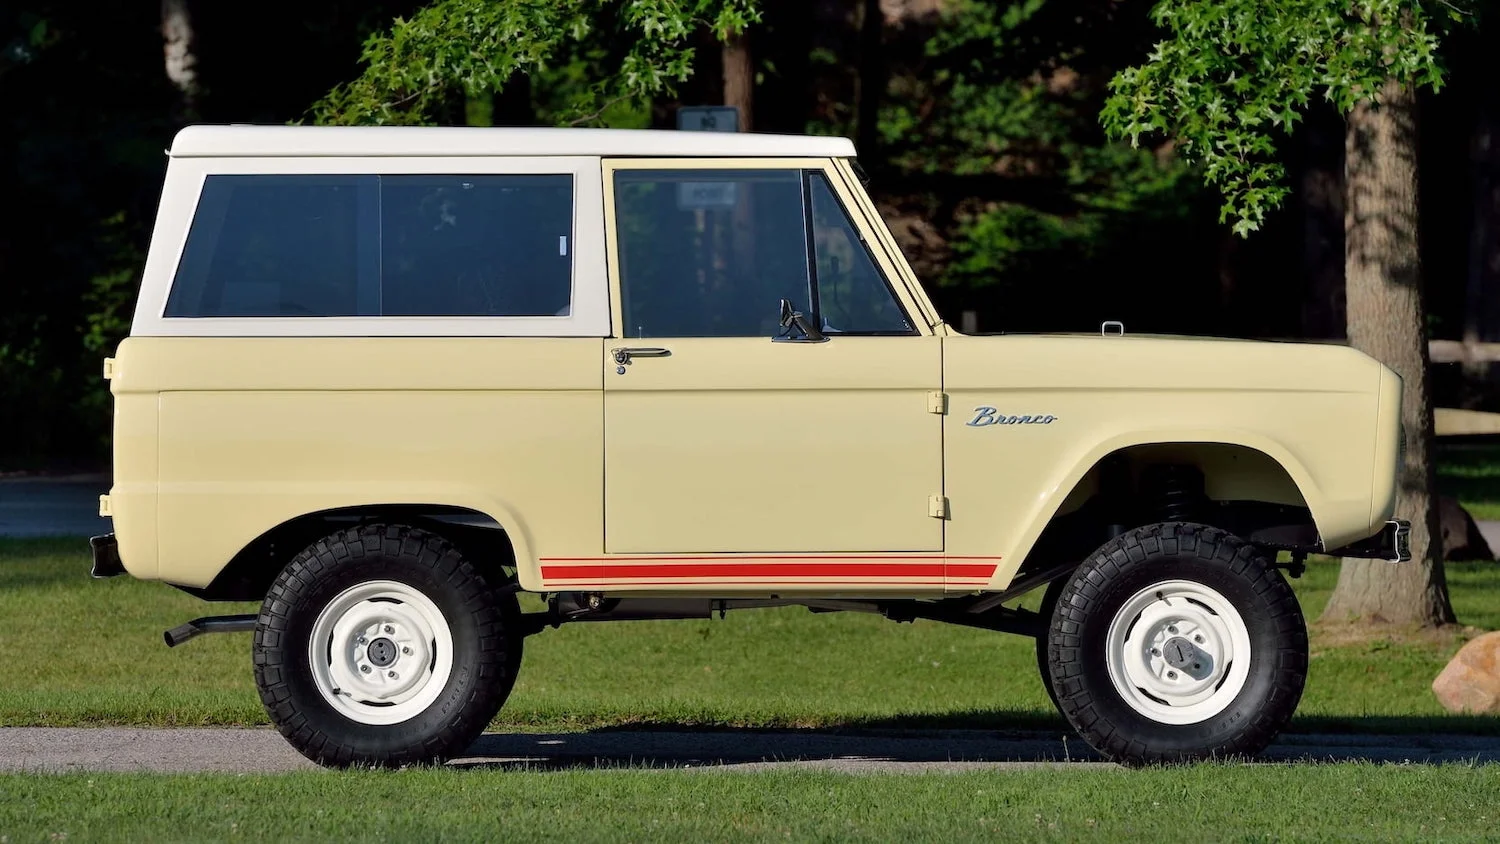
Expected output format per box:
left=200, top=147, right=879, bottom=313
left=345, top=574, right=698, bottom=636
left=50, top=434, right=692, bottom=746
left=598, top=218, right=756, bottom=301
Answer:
left=451, top=713, right=1500, bottom=771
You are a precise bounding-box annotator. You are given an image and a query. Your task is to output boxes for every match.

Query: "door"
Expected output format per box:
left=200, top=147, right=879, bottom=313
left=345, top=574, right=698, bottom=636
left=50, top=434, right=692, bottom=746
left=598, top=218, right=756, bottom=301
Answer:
left=601, top=161, right=943, bottom=558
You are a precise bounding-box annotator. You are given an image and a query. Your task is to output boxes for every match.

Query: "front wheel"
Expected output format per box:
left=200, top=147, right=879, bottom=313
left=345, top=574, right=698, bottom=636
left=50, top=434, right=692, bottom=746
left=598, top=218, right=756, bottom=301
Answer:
left=253, top=524, right=520, bottom=768
left=1045, top=523, right=1307, bottom=765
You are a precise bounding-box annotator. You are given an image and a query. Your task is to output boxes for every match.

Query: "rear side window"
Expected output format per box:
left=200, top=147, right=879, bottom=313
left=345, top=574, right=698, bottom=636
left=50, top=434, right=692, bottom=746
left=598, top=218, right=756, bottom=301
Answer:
left=165, top=174, right=573, bottom=318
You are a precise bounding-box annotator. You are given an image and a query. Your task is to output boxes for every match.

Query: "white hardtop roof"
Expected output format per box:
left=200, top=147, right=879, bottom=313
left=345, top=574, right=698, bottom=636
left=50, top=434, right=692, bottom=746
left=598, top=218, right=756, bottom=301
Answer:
left=169, top=125, right=857, bottom=159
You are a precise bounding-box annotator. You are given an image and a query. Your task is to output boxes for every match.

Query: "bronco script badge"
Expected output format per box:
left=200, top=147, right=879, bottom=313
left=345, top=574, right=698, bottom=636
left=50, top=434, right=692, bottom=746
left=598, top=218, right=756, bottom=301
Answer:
left=967, top=407, right=1057, bottom=427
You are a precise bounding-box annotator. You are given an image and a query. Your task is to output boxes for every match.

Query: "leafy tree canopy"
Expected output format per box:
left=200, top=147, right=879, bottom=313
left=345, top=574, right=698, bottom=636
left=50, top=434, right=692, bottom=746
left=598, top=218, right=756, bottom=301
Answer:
left=1102, top=0, right=1453, bottom=234
left=310, top=0, right=758, bottom=125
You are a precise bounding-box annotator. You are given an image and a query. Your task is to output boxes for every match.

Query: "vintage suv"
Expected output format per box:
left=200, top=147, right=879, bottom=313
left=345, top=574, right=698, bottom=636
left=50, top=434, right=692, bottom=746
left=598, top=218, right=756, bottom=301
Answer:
left=92, top=125, right=1409, bottom=768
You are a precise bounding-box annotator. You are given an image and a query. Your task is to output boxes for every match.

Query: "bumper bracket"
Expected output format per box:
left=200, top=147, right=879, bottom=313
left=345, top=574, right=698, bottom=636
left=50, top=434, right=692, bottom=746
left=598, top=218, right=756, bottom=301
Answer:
left=1327, top=519, right=1411, bottom=564
left=89, top=534, right=124, bottom=578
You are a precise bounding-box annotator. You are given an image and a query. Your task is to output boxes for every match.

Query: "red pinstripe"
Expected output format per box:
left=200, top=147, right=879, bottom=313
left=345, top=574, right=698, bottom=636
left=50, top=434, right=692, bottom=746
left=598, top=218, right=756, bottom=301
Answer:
left=538, top=556, right=1000, bottom=582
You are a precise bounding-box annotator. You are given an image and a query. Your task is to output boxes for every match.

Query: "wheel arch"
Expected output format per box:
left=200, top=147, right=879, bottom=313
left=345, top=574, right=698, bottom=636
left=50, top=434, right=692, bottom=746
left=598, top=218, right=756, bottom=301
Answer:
left=995, top=431, right=1325, bottom=591
left=180, top=502, right=533, bottom=601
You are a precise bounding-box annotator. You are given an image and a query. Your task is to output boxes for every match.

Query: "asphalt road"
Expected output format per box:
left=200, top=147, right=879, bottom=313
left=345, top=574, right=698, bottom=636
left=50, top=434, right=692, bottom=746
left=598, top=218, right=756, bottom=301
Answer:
left=1, top=728, right=1498, bottom=773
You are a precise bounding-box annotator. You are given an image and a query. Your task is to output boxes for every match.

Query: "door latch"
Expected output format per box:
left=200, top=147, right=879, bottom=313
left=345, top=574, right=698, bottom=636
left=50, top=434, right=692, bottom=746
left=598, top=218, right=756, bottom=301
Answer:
left=611, top=347, right=671, bottom=374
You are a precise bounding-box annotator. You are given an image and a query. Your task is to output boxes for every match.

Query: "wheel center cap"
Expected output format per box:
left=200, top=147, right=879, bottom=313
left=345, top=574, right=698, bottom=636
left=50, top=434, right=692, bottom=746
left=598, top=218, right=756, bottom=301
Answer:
left=1161, top=636, right=1200, bottom=669
left=367, top=637, right=397, bottom=667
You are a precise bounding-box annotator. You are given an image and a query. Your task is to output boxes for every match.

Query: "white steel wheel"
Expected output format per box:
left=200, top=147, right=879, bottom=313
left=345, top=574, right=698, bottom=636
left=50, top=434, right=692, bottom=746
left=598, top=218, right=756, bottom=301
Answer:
left=1047, top=523, right=1308, bottom=765
left=1103, top=579, right=1251, bottom=725
left=307, top=579, right=454, bottom=726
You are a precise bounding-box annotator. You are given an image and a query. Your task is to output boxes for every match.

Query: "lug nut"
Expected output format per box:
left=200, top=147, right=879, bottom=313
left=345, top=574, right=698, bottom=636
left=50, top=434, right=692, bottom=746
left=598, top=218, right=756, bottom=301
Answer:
left=1167, top=670, right=1178, bottom=679
left=383, top=625, right=394, bottom=634
left=1150, top=647, right=1161, bottom=657
left=387, top=670, right=398, bottom=679
left=356, top=636, right=367, bottom=645
left=401, top=646, right=412, bottom=656
left=1194, top=635, right=1204, bottom=643
left=360, top=664, right=371, bottom=673
left=1168, top=625, right=1178, bottom=634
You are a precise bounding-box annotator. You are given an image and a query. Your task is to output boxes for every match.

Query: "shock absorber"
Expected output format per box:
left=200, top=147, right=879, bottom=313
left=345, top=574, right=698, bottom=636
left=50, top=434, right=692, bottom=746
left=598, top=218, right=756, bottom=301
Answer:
left=1139, top=464, right=1208, bottom=524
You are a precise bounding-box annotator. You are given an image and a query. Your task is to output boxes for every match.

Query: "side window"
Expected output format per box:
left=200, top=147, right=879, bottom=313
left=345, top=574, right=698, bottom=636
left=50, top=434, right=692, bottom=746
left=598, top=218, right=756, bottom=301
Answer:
left=381, top=175, right=572, bottom=316
left=614, top=169, right=811, bottom=338
left=166, top=175, right=367, bottom=317
left=807, top=173, right=912, bottom=334
left=165, top=173, right=574, bottom=318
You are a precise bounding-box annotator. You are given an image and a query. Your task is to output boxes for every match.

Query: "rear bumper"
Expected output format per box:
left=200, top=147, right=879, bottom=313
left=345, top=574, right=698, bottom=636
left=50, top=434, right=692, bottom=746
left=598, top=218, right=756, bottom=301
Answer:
left=89, top=533, right=125, bottom=578
left=1326, top=519, right=1411, bottom=563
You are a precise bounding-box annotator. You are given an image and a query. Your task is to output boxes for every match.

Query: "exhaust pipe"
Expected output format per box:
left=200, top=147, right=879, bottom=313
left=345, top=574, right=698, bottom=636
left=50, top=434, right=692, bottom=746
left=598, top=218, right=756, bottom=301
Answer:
left=164, top=614, right=257, bottom=648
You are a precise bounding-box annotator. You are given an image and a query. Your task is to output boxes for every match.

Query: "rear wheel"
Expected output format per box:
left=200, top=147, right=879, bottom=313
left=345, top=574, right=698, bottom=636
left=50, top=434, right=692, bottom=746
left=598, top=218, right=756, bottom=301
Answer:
left=253, top=524, right=520, bottom=768
left=1045, top=522, right=1307, bottom=764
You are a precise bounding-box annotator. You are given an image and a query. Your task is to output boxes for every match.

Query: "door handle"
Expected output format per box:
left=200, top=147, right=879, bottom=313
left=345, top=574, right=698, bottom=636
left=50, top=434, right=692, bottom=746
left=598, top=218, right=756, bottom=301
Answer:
left=611, top=347, right=672, bottom=365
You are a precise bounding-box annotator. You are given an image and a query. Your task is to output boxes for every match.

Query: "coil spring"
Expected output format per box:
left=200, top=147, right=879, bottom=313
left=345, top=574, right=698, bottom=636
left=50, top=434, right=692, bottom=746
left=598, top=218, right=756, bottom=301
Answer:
left=1140, top=464, right=1207, bottom=524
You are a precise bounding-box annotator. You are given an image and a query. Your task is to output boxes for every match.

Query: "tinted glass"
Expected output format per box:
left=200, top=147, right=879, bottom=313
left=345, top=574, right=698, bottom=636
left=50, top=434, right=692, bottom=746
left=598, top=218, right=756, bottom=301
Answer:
left=614, top=169, right=811, bottom=338
left=381, top=175, right=572, bottom=316
left=166, top=175, right=367, bottom=317
left=808, top=174, right=911, bottom=334
left=165, top=174, right=574, bottom=318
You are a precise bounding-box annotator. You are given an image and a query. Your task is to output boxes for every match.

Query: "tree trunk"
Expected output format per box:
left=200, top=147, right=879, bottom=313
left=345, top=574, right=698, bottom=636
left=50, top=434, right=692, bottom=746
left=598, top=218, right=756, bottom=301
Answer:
left=161, top=0, right=199, bottom=120
left=722, top=29, right=753, bottom=132
left=1322, top=79, right=1456, bottom=627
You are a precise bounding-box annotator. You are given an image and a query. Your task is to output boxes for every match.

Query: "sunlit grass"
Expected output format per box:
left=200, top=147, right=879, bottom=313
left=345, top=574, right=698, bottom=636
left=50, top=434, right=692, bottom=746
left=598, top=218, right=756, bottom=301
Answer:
left=2, top=538, right=1497, bottom=733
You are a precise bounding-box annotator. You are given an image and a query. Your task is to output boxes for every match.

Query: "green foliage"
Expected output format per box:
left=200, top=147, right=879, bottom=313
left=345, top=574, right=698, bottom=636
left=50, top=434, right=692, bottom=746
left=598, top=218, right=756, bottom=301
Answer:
left=310, top=0, right=759, bottom=126
left=946, top=145, right=1200, bottom=287
left=1101, top=0, right=1452, bottom=235
left=871, top=0, right=1208, bottom=308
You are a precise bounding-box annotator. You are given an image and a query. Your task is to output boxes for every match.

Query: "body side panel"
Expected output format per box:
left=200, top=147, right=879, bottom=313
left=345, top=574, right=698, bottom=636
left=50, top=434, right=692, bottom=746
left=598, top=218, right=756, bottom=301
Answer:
left=134, top=337, right=602, bottom=591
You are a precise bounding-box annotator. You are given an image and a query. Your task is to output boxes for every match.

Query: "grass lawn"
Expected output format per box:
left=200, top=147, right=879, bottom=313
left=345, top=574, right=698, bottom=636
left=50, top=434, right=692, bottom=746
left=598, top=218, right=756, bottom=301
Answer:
left=2, top=764, right=1499, bottom=842
left=2, top=537, right=1498, bottom=733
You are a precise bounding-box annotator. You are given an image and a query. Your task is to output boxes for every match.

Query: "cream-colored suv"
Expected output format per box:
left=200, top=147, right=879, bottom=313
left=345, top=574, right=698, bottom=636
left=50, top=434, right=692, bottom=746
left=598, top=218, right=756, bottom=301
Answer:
left=92, top=125, right=1409, bottom=768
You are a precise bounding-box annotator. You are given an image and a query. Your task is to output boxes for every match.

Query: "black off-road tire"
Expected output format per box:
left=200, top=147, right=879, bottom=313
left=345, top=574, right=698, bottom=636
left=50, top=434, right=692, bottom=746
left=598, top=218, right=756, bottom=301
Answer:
left=1035, top=574, right=1069, bottom=715
left=253, top=524, right=520, bottom=768
left=1045, top=522, right=1307, bottom=765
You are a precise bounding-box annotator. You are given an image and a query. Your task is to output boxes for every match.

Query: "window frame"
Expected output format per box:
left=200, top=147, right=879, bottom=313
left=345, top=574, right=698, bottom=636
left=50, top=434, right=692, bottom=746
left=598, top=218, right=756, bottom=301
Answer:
left=602, top=157, right=932, bottom=340
left=134, top=155, right=608, bottom=337
left=802, top=170, right=917, bottom=337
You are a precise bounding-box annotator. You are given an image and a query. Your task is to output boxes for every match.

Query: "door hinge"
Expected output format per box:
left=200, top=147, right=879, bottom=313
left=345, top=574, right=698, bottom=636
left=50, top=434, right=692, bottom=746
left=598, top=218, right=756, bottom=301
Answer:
left=927, top=390, right=947, bottom=414
left=102, top=358, right=116, bottom=381
left=928, top=494, right=950, bottom=519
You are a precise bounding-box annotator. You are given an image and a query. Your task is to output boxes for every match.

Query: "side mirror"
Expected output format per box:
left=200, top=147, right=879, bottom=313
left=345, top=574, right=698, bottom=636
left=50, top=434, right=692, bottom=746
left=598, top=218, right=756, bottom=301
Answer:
left=777, top=299, right=827, bottom=343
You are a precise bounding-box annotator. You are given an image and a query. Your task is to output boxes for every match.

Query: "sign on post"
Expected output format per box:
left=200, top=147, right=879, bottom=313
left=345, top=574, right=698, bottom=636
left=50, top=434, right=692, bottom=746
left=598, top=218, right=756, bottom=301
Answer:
left=677, top=106, right=740, bottom=133
left=676, top=106, right=742, bottom=209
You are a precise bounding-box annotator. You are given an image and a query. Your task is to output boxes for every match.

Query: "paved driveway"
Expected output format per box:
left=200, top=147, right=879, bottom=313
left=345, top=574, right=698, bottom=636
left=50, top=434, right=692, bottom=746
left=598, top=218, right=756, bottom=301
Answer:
left=0, top=475, right=112, bottom=538
left=2, top=727, right=1497, bottom=773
